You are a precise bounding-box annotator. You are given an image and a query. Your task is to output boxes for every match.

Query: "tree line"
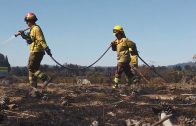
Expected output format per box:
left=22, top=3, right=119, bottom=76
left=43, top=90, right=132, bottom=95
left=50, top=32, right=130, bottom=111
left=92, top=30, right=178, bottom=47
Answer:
left=8, top=63, right=196, bottom=84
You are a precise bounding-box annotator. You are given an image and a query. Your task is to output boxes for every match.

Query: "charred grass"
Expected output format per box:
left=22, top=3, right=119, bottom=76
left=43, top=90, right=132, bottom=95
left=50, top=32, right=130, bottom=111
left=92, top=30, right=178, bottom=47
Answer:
left=0, top=82, right=195, bottom=125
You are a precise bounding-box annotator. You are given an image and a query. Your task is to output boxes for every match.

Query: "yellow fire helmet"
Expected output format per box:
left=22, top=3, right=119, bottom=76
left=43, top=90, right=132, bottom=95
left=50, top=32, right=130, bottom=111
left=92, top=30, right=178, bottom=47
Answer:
left=24, top=12, right=38, bottom=22
left=113, top=25, right=123, bottom=35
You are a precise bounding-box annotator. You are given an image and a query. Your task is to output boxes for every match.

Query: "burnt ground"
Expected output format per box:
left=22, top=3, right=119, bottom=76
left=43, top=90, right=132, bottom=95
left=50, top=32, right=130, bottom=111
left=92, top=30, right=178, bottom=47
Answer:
left=0, top=81, right=195, bottom=126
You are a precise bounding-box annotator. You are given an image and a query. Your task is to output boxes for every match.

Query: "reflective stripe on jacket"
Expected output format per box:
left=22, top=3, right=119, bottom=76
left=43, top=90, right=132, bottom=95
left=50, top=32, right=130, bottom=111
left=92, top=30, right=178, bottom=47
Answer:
left=28, top=25, right=48, bottom=52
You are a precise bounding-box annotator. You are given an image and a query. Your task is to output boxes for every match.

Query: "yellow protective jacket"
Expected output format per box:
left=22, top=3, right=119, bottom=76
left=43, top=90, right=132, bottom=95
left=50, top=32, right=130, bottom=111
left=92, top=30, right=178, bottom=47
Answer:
left=28, top=24, right=48, bottom=53
left=112, top=38, right=138, bottom=63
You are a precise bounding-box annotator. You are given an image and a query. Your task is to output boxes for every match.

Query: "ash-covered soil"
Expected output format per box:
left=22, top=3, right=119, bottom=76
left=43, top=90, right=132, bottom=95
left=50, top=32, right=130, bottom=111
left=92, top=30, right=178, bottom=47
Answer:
left=0, top=81, right=195, bottom=126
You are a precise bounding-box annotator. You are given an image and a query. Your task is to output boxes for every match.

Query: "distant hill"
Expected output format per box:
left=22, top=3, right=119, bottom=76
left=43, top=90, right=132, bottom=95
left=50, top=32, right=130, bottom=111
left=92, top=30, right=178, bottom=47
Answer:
left=169, top=62, right=195, bottom=68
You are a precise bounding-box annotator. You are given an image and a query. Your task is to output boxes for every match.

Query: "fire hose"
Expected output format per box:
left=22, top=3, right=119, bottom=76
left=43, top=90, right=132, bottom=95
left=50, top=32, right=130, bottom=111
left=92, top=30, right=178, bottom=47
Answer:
left=15, top=28, right=167, bottom=82
left=51, top=47, right=167, bottom=82
left=138, top=55, right=168, bottom=83
left=15, top=28, right=112, bottom=70
left=49, top=45, right=112, bottom=70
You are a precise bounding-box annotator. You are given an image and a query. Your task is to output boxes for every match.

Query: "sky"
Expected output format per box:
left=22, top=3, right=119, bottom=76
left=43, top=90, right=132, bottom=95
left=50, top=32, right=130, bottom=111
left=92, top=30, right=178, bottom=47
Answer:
left=0, top=0, right=196, bottom=67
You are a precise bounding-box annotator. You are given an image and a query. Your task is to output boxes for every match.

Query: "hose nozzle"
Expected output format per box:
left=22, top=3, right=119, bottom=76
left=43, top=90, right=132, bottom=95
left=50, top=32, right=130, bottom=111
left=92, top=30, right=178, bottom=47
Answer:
left=15, top=32, right=20, bottom=37
left=14, top=28, right=30, bottom=37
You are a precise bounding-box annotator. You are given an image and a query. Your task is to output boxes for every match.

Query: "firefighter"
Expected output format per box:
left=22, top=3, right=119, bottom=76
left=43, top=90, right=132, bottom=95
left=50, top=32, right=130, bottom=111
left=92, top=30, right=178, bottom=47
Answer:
left=17, top=12, right=52, bottom=91
left=111, top=25, right=138, bottom=89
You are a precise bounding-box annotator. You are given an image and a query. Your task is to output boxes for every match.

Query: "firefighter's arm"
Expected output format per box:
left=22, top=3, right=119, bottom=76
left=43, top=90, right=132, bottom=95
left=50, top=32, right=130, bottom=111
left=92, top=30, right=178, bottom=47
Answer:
left=34, top=27, right=52, bottom=56
left=128, top=47, right=138, bottom=67
left=127, top=40, right=138, bottom=55
left=34, top=27, right=47, bottom=48
left=111, top=41, right=117, bottom=51
left=128, top=41, right=139, bottom=67
left=18, top=30, right=32, bottom=44
left=131, top=55, right=138, bottom=67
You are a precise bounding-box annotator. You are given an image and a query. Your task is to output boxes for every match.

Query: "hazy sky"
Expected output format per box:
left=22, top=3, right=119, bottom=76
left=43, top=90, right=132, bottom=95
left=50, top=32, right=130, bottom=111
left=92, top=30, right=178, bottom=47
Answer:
left=0, top=0, right=196, bottom=67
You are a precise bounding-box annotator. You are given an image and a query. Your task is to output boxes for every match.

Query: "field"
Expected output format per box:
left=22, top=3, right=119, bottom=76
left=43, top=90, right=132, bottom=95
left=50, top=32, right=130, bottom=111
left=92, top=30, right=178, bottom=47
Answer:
left=0, top=79, right=195, bottom=126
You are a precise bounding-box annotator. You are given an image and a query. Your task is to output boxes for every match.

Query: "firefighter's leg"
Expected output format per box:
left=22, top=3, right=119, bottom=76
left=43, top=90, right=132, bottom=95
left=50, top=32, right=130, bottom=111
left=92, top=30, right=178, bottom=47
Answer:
left=28, top=53, right=38, bottom=88
left=28, top=52, right=51, bottom=88
left=113, top=62, right=123, bottom=89
left=28, top=53, right=41, bottom=97
left=124, top=62, right=134, bottom=85
left=124, top=63, right=141, bottom=95
left=130, top=55, right=140, bottom=84
left=34, top=70, right=52, bottom=88
left=32, top=52, right=51, bottom=88
left=28, top=71, right=37, bottom=88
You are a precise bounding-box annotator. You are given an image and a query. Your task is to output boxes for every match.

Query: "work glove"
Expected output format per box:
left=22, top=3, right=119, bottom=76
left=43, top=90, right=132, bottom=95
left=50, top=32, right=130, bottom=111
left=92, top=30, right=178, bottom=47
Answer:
left=130, top=55, right=138, bottom=67
left=111, top=41, right=117, bottom=45
left=18, top=30, right=33, bottom=44
left=111, top=41, right=117, bottom=51
left=45, top=47, right=52, bottom=56
left=18, top=30, right=27, bottom=39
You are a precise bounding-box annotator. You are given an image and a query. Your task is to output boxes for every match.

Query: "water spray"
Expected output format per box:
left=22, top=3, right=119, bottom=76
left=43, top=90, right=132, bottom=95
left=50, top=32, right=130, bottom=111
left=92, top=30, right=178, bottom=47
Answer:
left=1, top=28, right=30, bottom=45
left=1, top=36, right=16, bottom=45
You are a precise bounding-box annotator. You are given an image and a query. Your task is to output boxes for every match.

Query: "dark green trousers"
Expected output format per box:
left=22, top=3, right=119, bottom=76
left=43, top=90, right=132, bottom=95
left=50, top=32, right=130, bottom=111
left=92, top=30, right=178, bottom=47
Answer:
left=28, top=52, right=47, bottom=87
left=114, top=62, right=134, bottom=84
